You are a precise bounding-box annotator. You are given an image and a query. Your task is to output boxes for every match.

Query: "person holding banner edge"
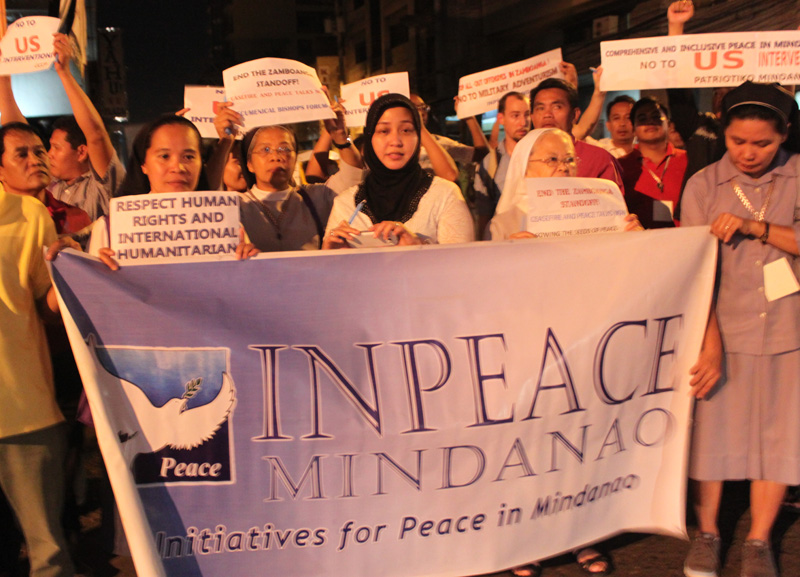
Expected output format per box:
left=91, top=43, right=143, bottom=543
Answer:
left=682, top=81, right=800, bottom=577
left=324, top=93, right=473, bottom=248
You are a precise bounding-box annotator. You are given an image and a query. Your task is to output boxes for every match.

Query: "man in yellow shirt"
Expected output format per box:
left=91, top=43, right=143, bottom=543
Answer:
left=0, top=122, right=74, bottom=576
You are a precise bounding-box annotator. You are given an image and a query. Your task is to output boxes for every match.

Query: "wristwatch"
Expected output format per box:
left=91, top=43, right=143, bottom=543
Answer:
left=759, top=222, right=770, bottom=244
left=332, top=137, right=352, bottom=150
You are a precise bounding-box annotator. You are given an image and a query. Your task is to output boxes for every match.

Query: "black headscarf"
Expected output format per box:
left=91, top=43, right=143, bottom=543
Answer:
left=360, top=93, right=432, bottom=223
left=115, top=116, right=210, bottom=197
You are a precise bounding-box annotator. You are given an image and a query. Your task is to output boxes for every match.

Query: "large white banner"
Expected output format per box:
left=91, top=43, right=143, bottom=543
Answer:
left=222, top=57, right=335, bottom=127
left=601, top=31, right=800, bottom=91
left=50, top=228, right=716, bottom=577
left=456, top=49, right=564, bottom=119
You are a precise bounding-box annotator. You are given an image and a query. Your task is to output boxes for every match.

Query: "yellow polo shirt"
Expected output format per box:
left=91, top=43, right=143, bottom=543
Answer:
left=0, top=187, right=64, bottom=437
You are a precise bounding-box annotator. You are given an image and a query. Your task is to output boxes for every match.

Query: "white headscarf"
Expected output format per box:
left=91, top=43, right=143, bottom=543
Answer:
left=487, top=128, right=570, bottom=240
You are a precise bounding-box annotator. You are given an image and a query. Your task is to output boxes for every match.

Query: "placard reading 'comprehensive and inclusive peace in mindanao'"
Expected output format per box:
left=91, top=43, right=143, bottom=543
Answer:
left=222, top=57, right=335, bottom=127
left=184, top=86, right=229, bottom=140
left=339, top=72, right=410, bottom=127
left=526, top=177, right=628, bottom=238
left=109, top=191, right=241, bottom=266
left=0, top=16, right=60, bottom=75
left=601, top=31, right=800, bottom=91
left=456, top=49, right=564, bottom=119
left=51, top=227, right=717, bottom=577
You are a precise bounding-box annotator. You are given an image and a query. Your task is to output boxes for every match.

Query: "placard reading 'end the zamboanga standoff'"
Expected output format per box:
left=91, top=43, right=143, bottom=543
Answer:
left=526, top=177, right=628, bottom=237
left=109, top=191, right=241, bottom=266
left=601, top=31, right=800, bottom=91
left=223, top=57, right=335, bottom=127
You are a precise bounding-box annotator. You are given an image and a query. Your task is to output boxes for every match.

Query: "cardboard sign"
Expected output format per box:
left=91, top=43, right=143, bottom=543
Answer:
left=526, top=177, right=628, bottom=237
left=339, top=73, right=410, bottom=127
left=0, top=16, right=60, bottom=75
left=184, top=86, right=230, bottom=140
left=601, top=31, right=800, bottom=90
left=223, top=58, right=335, bottom=127
left=456, top=49, right=563, bottom=118
left=109, top=191, right=241, bottom=265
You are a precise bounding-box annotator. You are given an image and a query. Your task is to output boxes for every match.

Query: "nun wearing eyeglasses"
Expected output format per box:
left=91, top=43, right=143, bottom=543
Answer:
left=488, top=127, right=641, bottom=240
left=234, top=109, right=363, bottom=252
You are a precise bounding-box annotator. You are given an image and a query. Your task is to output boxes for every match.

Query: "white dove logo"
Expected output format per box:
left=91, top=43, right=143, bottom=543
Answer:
left=85, top=335, right=236, bottom=467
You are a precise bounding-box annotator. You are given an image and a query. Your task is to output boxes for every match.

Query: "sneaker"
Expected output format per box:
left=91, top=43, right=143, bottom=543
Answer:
left=741, top=540, right=777, bottom=577
left=684, top=532, right=721, bottom=577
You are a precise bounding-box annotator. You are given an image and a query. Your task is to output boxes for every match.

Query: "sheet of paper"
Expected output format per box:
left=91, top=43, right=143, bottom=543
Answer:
left=340, top=73, right=409, bottom=127
left=764, top=257, right=800, bottom=302
left=526, top=177, right=628, bottom=237
left=0, top=17, right=60, bottom=75
left=456, top=49, right=563, bottom=119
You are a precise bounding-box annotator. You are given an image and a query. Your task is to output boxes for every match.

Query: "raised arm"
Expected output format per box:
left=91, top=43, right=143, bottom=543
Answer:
left=207, top=102, right=243, bottom=190
left=322, top=101, right=362, bottom=170
left=667, top=0, right=694, bottom=36
left=454, top=97, right=490, bottom=162
left=572, top=67, right=605, bottom=141
left=53, top=33, right=114, bottom=177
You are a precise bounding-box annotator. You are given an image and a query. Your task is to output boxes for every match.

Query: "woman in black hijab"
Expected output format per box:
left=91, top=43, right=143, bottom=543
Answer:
left=323, top=93, right=473, bottom=248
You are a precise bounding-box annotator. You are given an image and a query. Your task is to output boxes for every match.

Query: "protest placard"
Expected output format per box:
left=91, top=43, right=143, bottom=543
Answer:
left=109, top=191, right=241, bottom=265
left=0, top=16, right=60, bottom=75
left=525, top=177, right=628, bottom=238
left=456, top=49, right=563, bottom=119
left=601, top=31, right=800, bottom=91
left=52, top=228, right=717, bottom=577
left=223, top=58, right=335, bottom=127
left=339, top=72, right=410, bottom=127
left=184, top=86, right=229, bottom=139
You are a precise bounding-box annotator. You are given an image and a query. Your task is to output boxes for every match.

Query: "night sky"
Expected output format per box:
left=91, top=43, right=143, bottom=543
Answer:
left=96, top=1, right=218, bottom=122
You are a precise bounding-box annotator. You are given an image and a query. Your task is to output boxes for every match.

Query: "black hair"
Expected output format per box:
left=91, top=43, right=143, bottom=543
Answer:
left=530, top=78, right=579, bottom=111
left=52, top=115, right=86, bottom=149
left=115, top=115, right=209, bottom=196
left=605, top=95, right=635, bottom=119
left=0, top=122, right=42, bottom=166
left=630, top=97, right=670, bottom=124
left=498, top=91, right=526, bottom=114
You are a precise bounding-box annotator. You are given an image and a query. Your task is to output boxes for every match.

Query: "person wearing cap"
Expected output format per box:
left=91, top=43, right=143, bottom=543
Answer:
left=618, top=97, right=688, bottom=229
left=681, top=80, right=800, bottom=577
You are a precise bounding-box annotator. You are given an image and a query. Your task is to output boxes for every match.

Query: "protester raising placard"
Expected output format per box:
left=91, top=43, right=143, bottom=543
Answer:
left=184, top=86, right=229, bottom=140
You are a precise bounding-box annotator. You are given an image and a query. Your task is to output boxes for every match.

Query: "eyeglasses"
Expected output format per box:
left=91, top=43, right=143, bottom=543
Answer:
left=251, top=145, right=295, bottom=158
left=415, top=104, right=431, bottom=113
left=529, top=156, right=577, bottom=169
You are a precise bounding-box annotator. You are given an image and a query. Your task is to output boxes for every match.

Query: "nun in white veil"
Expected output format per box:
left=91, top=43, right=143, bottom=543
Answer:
left=487, top=128, right=640, bottom=240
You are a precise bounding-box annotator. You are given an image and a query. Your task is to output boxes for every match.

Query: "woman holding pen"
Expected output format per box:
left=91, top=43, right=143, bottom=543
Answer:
left=323, top=93, right=474, bottom=248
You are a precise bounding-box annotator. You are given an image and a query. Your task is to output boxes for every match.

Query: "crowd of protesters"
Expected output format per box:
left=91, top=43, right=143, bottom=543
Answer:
left=2, top=1, right=800, bottom=576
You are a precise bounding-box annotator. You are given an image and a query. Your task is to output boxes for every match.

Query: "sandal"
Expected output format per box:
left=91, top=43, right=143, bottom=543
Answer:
left=510, top=563, right=542, bottom=577
left=575, top=547, right=613, bottom=575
